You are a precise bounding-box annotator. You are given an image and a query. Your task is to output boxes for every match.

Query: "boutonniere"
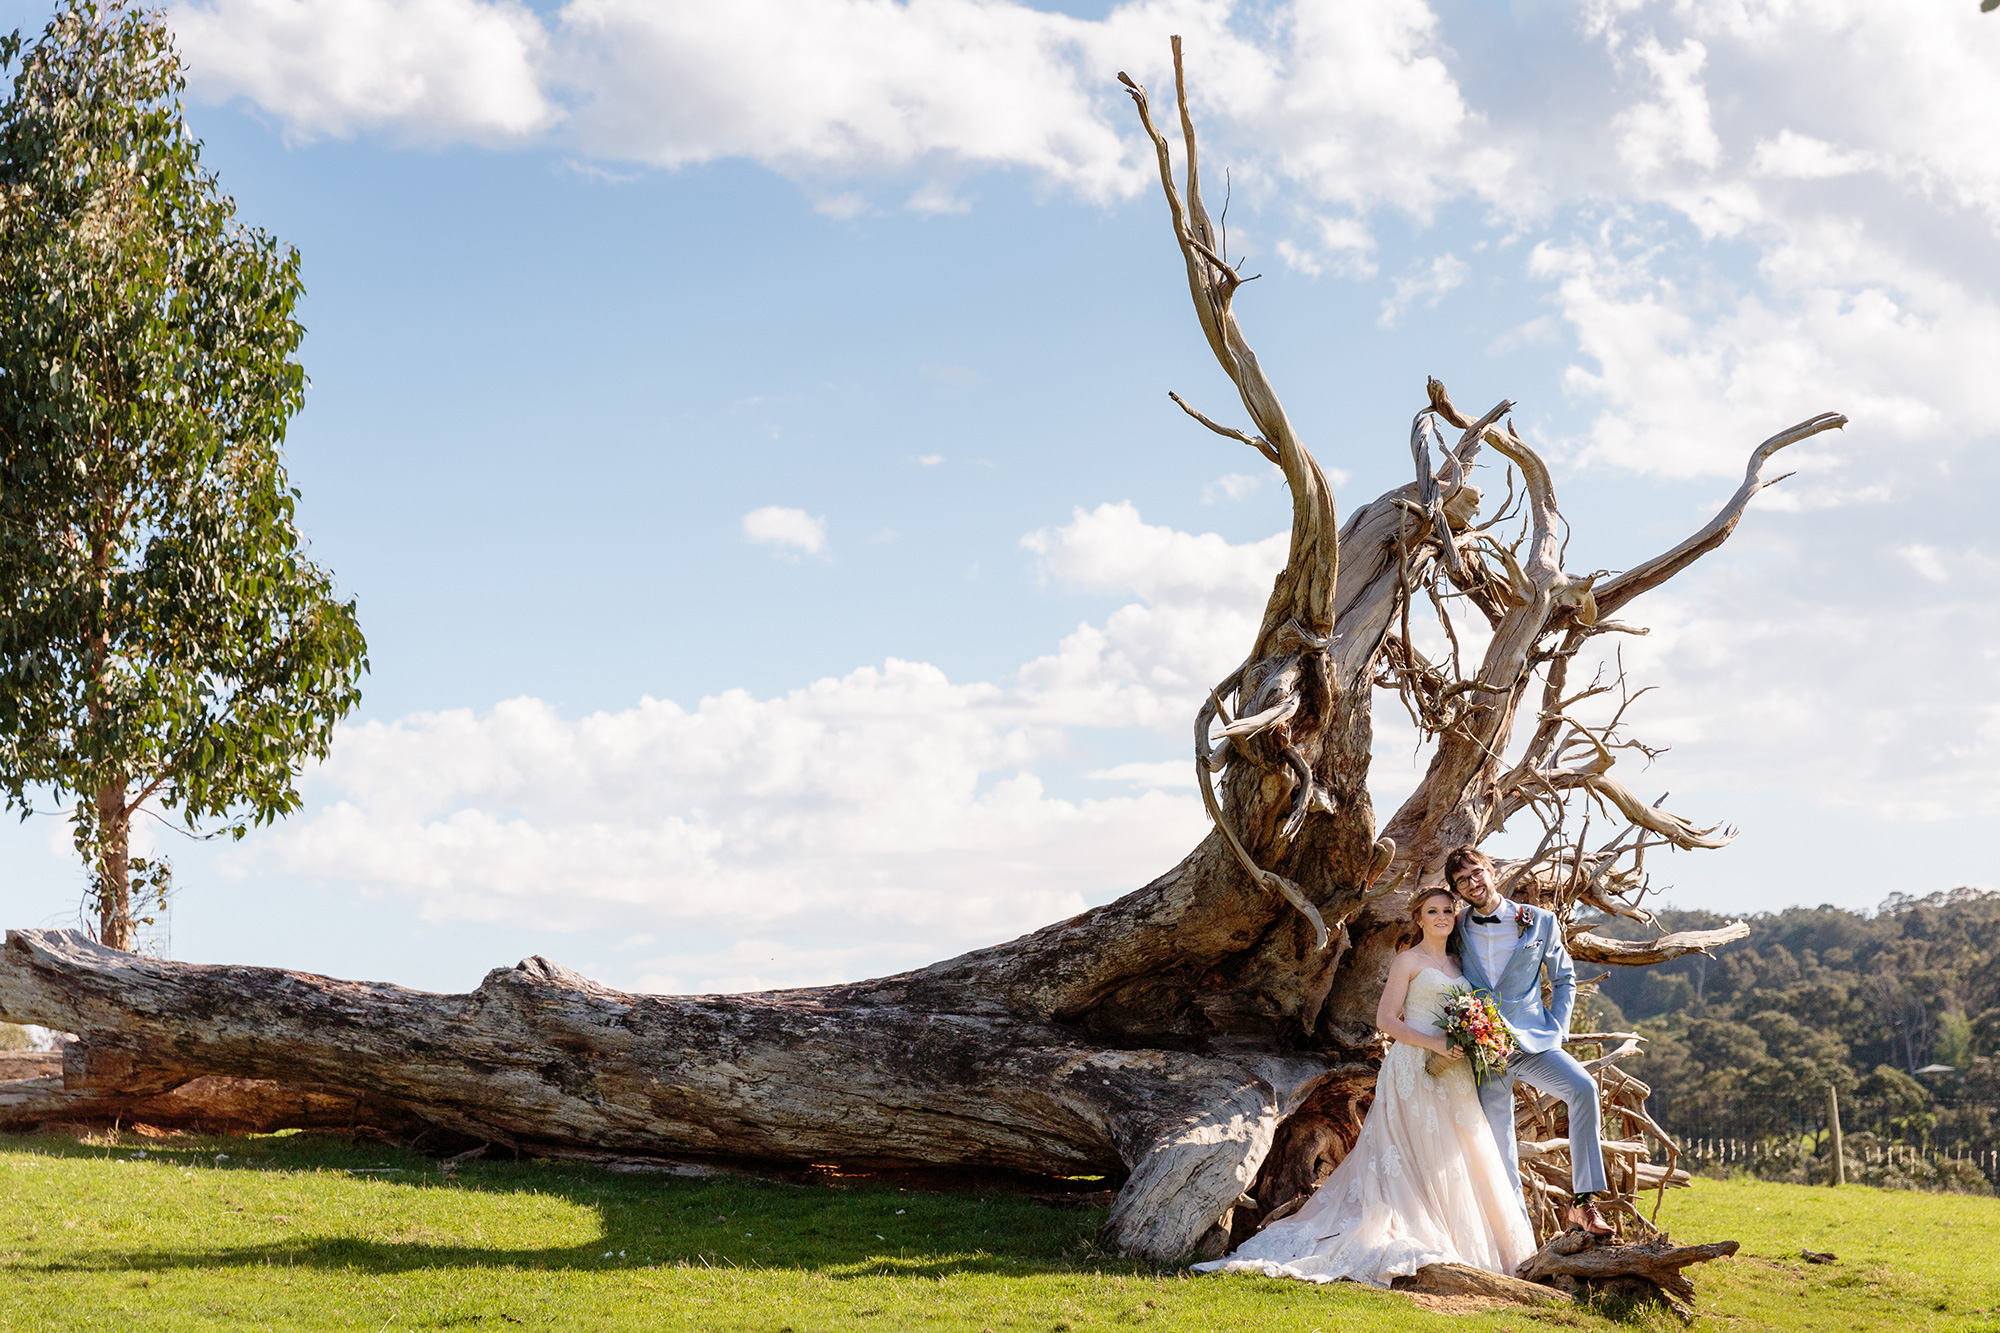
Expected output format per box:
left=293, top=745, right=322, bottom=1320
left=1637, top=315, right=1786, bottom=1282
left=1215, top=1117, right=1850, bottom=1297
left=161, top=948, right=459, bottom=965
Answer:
left=1514, top=903, right=1534, bottom=938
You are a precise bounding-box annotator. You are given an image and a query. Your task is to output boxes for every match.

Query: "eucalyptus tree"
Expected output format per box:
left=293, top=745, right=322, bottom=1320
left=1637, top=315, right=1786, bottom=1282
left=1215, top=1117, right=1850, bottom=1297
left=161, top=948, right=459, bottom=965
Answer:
left=0, top=1, right=366, bottom=948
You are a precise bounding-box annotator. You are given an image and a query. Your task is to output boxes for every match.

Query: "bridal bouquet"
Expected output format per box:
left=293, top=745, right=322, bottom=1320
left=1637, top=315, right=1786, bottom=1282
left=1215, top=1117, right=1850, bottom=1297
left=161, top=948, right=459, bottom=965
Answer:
left=1424, top=987, right=1515, bottom=1087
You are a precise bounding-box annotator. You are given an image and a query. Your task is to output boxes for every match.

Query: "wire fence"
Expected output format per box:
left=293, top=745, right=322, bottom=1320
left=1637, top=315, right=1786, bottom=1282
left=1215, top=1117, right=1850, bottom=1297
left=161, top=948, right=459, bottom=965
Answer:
left=1684, top=1137, right=1996, bottom=1177
left=1673, top=1133, right=1998, bottom=1192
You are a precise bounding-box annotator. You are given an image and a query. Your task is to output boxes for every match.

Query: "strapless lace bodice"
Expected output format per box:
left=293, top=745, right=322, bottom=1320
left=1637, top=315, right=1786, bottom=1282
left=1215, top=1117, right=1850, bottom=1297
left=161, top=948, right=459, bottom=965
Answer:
left=1401, top=965, right=1462, bottom=1039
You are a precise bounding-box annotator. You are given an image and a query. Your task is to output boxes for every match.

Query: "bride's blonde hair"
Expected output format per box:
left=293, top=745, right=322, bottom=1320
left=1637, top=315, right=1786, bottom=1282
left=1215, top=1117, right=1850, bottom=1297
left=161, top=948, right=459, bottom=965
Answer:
left=1401, top=885, right=1462, bottom=952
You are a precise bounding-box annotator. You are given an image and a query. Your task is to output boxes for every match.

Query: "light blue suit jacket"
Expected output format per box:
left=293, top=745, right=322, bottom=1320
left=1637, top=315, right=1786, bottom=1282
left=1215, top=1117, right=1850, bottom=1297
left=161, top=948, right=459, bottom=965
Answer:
left=1452, top=902, right=1575, bottom=1055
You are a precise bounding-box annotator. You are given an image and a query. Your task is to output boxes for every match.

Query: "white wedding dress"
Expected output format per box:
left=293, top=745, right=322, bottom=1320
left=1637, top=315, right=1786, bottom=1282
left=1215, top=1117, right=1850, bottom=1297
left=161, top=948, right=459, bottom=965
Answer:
left=1192, top=966, right=1536, bottom=1287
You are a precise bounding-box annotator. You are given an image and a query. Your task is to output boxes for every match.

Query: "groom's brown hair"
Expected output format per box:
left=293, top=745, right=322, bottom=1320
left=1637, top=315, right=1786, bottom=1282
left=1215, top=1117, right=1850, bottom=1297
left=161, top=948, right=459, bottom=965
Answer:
left=1442, top=844, right=1494, bottom=890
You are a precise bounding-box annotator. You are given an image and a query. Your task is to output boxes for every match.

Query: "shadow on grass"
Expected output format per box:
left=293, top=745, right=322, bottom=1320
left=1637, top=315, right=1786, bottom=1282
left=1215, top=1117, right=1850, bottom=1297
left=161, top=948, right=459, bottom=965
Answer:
left=4, top=1130, right=1132, bottom=1283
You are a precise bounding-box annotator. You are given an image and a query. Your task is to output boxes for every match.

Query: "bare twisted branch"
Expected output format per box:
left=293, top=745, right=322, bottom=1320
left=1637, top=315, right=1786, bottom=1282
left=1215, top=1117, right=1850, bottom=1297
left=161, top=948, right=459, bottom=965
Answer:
left=1597, top=412, right=1847, bottom=618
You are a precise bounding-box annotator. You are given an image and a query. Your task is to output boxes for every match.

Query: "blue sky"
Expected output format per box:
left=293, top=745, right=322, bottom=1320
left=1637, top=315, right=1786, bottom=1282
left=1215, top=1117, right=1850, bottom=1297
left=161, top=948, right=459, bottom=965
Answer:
left=1, top=0, right=1994, bottom=995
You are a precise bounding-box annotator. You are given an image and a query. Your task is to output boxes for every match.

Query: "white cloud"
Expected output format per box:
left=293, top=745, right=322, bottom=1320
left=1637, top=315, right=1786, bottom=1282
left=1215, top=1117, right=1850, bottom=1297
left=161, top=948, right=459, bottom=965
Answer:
left=269, top=671, right=1204, bottom=969
left=1613, top=38, right=1720, bottom=177
left=1222, top=0, right=1496, bottom=215
left=812, top=191, right=868, bottom=220
left=1747, top=480, right=1889, bottom=514
left=552, top=0, right=1142, bottom=196
left=1484, top=314, right=1560, bottom=357
left=1378, top=252, right=1469, bottom=327
left=633, top=938, right=909, bottom=996
left=1277, top=214, right=1378, bottom=278
left=1659, top=0, right=2000, bottom=228
left=742, top=505, right=828, bottom=558
left=1086, top=760, right=1196, bottom=789
left=1749, top=130, right=1875, bottom=182
left=1200, top=465, right=1342, bottom=504
left=1532, top=220, right=2000, bottom=480
left=166, top=0, right=1498, bottom=217
left=907, top=183, right=971, bottom=216
left=1897, top=544, right=1949, bottom=585
left=1018, top=502, right=1284, bottom=718
left=170, top=0, right=553, bottom=141
left=1201, top=470, right=1267, bottom=504
left=169, top=0, right=1157, bottom=191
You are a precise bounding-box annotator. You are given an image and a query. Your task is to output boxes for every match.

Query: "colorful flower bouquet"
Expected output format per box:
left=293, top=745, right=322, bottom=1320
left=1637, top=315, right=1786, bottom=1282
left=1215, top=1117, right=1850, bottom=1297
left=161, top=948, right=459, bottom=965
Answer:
left=1424, top=986, right=1516, bottom=1087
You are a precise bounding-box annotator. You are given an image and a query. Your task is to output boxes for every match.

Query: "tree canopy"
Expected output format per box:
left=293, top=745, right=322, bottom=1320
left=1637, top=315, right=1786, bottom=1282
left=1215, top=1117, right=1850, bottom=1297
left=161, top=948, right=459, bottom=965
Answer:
left=0, top=0, right=366, bottom=948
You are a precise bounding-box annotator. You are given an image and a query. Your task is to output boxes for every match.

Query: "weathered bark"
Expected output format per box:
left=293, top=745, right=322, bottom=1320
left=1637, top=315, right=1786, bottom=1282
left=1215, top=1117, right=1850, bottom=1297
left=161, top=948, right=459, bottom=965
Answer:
left=0, top=39, right=1840, bottom=1267
left=1392, top=1262, right=1569, bottom=1307
left=0, top=1048, right=386, bottom=1135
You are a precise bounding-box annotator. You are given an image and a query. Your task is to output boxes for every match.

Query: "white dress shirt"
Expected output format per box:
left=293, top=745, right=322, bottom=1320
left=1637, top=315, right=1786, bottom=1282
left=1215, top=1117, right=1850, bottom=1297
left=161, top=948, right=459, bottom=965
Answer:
left=1465, top=910, right=1516, bottom=986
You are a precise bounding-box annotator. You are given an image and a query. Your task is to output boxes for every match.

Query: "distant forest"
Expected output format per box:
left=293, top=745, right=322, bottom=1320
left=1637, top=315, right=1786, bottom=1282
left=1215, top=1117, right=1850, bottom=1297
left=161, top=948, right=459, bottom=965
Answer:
left=1585, top=887, right=1999, bottom=1187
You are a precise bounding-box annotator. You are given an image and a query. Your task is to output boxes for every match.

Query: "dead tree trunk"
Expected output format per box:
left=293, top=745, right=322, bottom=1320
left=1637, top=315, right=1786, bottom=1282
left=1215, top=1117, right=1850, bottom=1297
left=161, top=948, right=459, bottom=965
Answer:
left=0, top=40, right=1842, bottom=1265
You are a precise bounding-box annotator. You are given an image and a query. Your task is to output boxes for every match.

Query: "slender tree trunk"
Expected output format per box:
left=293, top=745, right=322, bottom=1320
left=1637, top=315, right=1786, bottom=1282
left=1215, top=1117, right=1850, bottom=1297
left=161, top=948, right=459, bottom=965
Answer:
left=95, top=775, right=131, bottom=950
left=86, top=493, right=132, bottom=951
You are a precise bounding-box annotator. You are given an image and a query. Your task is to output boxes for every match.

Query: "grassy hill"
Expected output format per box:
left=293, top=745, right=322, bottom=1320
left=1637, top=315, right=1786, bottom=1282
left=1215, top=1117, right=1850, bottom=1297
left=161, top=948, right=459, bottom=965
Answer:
left=3, top=1130, right=1997, bottom=1331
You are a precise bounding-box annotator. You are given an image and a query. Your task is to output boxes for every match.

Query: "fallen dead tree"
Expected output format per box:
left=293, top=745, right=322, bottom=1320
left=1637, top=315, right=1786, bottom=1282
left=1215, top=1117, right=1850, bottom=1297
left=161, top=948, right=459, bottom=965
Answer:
left=0, top=40, right=1829, bottom=1264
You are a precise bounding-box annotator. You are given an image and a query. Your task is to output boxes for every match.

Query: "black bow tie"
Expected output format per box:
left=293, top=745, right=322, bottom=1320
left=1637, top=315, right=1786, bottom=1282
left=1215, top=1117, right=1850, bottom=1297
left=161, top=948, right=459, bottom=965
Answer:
left=1471, top=913, right=1502, bottom=925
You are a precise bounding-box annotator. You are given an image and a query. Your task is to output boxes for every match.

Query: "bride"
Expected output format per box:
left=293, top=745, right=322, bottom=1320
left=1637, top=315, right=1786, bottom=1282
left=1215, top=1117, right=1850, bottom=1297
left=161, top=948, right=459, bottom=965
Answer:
left=1192, top=885, right=1537, bottom=1287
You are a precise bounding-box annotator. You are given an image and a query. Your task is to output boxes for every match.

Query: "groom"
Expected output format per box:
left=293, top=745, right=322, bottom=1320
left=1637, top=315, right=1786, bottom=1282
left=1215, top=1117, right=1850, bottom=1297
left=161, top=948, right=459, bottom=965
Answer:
left=1446, top=844, right=1615, bottom=1237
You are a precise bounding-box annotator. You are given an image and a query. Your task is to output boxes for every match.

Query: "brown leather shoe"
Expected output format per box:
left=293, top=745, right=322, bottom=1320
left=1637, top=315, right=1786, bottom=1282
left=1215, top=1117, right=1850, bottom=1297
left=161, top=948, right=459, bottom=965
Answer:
left=1564, top=1199, right=1615, bottom=1236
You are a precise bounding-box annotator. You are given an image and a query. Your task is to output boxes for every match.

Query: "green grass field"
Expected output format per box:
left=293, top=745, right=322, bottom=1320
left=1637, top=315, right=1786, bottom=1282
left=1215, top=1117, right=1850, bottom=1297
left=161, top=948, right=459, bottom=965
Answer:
left=2, top=1130, right=1996, bottom=1331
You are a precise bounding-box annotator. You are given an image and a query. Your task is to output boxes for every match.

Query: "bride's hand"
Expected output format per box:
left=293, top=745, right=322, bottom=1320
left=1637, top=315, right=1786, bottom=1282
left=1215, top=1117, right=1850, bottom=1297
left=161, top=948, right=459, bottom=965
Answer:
left=1437, top=1041, right=1464, bottom=1060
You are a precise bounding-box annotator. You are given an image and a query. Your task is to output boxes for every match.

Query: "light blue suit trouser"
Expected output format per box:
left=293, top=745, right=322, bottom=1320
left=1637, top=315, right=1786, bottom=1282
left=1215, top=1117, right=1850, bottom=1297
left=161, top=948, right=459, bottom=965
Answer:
left=1477, top=1045, right=1608, bottom=1199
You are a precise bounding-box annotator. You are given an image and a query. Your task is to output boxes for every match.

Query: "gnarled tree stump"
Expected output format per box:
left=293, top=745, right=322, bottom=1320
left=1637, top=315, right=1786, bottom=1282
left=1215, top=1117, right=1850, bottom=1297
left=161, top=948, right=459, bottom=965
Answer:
left=1520, top=1230, right=1741, bottom=1321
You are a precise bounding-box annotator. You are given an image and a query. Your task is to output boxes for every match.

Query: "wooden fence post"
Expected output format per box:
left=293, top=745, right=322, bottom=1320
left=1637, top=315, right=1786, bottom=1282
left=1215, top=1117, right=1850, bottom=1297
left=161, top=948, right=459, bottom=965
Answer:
left=1828, top=1083, right=1845, bottom=1187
